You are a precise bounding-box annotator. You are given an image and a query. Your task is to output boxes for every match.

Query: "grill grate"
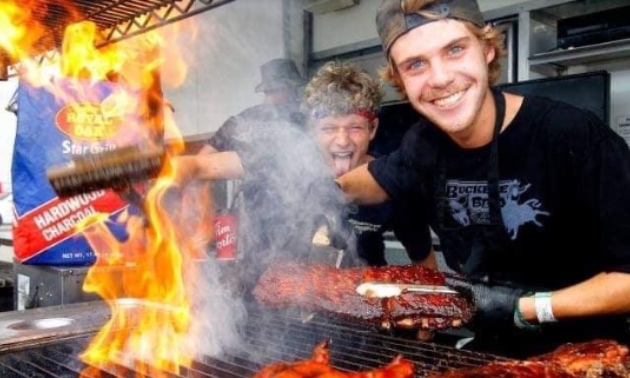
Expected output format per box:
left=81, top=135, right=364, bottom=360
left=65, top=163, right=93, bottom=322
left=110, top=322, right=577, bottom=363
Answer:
left=0, top=308, right=505, bottom=378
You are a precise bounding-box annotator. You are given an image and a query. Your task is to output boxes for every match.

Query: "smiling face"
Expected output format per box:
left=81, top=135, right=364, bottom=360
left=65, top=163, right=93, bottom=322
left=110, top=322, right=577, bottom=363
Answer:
left=313, top=113, right=378, bottom=177
left=389, top=20, right=496, bottom=144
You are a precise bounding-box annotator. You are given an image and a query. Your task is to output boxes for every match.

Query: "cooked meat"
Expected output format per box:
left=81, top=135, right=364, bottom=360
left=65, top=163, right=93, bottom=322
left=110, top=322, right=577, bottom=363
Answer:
left=529, top=339, right=630, bottom=378
left=253, top=263, right=473, bottom=330
left=428, top=340, right=630, bottom=378
left=253, top=341, right=414, bottom=378
left=427, top=360, right=575, bottom=378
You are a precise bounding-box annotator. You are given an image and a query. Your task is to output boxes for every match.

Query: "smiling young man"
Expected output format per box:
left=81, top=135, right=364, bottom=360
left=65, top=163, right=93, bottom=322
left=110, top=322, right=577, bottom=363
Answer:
left=337, top=0, right=630, bottom=357
left=302, top=60, right=434, bottom=268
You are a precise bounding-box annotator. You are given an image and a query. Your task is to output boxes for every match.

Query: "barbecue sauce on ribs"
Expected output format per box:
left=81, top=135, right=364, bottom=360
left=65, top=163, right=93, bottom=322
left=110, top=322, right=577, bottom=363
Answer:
left=253, top=341, right=414, bottom=378
left=428, top=339, right=630, bottom=378
left=253, top=263, right=473, bottom=330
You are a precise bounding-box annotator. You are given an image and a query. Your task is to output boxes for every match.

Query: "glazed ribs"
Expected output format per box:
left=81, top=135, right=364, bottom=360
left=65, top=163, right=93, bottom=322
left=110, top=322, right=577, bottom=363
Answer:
left=428, top=339, right=630, bottom=378
left=428, top=360, right=575, bottom=378
left=253, top=341, right=414, bottom=378
left=530, top=339, right=630, bottom=378
left=253, top=263, right=473, bottom=330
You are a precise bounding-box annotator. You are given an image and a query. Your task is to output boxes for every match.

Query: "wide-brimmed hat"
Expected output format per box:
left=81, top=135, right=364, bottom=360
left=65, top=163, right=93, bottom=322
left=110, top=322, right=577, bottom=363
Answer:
left=255, top=58, right=305, bottom=93
left=376, top=0, right=486, bottom=56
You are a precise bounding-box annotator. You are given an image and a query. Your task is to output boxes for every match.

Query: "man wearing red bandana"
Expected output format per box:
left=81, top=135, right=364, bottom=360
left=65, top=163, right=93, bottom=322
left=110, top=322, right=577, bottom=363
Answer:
left=302, top=60, right=435, bottom=268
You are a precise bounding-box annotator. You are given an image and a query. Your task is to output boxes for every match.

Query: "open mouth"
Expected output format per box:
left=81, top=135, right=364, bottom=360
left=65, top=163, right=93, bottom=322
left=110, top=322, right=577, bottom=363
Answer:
left=331, top=152, right=353, bottom=176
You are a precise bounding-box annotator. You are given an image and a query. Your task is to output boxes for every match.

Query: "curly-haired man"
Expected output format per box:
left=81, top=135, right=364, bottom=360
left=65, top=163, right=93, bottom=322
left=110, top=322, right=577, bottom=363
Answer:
left=303, top=60, right=435, bottom=268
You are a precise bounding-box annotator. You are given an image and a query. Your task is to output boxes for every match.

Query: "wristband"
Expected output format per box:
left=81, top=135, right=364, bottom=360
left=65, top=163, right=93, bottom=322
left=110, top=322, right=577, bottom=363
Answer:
left=513, top=293, right=539, bottom=331
left=534, top=292, right=557, bottom=323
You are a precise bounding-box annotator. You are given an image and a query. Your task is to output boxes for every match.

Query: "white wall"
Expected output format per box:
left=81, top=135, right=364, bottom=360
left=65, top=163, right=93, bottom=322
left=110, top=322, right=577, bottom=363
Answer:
left=163, top=0, right=286, bottom=137
left=311, top=0, right=532, bottom=53
left=312, top=0, right=380, bottom=53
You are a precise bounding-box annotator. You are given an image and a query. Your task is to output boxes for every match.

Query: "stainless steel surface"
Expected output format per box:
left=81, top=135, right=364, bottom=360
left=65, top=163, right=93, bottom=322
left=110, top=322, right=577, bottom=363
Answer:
left=8, top=318, right=75, bottom=331
left=14, top=263, right=100, bottom=310
left=530, top=37, right=630, bottom=69
left=356, top=281, right=458, bottom=299
left=0, top=301, right=109, bottom=353
left=114, top=297, right=187, bottom=315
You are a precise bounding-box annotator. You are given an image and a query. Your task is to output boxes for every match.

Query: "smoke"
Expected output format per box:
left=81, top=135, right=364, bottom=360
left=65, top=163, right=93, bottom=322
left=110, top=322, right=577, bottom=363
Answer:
left=163, top=0, right=293, bottom=135
left=158, top=0, right=361, bottom=363
left=210, top=117, right=361, bottom=362
left=229, top=116, right=357, bottom=266
left=186, top=258, right=247, bottom=358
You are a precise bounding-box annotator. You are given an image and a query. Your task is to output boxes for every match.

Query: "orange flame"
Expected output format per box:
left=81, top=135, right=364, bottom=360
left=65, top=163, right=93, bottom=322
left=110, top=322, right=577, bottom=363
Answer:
left=1, top=1, right=210, bottom=376
left=78, top=170, right=208, bottom=376
left=0, top=0, right=50, bottom=61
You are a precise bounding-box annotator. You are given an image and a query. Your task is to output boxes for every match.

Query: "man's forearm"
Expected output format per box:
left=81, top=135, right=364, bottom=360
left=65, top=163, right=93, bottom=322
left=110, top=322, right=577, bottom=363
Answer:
left=336, top=164, right=389, bottom=205
left=172, top=155, right=201, bottom=187
left=197, top=151, right=244, bottom=180
left=173, top=151, right=244, bottom=185
left=518, top=271, right=630, bottom=323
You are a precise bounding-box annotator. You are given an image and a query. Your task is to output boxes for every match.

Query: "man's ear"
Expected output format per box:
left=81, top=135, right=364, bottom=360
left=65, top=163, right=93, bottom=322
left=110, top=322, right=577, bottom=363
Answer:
left=369, top=119, right=379, bottom=141
left=482, top=26, right=496, bottom=64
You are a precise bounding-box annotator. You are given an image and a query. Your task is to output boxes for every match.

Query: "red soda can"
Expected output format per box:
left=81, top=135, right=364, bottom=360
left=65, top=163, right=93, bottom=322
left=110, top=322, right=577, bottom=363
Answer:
left=214, top=212, right=238, bottom=260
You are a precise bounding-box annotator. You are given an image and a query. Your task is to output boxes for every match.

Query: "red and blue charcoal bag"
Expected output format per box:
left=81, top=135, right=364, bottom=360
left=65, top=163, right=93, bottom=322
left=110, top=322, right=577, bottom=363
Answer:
left=11, top=78, right=143, bottom=265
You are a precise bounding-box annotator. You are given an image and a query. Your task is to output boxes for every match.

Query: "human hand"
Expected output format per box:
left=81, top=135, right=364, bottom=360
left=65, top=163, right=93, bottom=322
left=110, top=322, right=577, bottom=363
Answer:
left=307, top=178, right=355, bottom=251
left=445, top=275, right=525, bottom=331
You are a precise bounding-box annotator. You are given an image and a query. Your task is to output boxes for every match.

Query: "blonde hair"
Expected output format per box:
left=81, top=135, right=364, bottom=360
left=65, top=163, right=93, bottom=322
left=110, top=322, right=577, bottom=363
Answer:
left=380, top=0, right=505, bottom=100
left=302, top=60, right=383, bottom=121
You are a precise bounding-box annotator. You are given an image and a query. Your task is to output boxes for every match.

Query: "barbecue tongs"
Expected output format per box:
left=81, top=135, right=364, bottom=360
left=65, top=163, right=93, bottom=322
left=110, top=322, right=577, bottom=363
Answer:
left=356, top=281, right=458, bottom=299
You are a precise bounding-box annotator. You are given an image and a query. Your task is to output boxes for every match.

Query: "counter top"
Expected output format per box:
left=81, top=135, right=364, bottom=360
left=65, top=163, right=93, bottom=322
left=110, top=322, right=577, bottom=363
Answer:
left=0, top=300, right=109, bottom=352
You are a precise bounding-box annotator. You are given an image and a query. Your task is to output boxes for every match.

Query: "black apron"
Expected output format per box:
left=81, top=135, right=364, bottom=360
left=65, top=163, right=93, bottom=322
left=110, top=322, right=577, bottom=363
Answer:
left=434, top=88, right=512, bottom=281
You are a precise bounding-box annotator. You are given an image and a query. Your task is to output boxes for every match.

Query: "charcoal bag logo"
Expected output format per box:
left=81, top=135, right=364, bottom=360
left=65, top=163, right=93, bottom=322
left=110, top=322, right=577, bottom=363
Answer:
left=55, top=103, right=123, bottom=141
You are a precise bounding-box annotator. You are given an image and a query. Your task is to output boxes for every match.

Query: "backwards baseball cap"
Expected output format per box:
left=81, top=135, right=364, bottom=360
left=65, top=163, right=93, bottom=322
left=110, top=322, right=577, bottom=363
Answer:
left=376, top=0, right=486, bottom=56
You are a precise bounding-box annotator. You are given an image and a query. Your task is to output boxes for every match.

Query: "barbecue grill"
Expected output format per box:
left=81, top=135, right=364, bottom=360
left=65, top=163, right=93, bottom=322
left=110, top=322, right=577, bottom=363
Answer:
left=0, top=301, right=505, bottom=378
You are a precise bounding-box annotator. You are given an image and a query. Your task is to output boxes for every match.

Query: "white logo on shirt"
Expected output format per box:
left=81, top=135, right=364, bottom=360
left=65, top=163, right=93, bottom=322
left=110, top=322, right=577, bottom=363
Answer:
left=445, top=179, right=550, bottom=240
left=349, top=219, right=380, bottom=233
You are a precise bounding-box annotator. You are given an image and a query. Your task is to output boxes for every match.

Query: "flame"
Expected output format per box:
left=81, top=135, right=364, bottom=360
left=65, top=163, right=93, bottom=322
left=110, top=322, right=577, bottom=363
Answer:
left=78, top=169, right=207, bottom=376
left=1, top=1, right=210, bottom=376
left=0, top=0, right=49, bottom=61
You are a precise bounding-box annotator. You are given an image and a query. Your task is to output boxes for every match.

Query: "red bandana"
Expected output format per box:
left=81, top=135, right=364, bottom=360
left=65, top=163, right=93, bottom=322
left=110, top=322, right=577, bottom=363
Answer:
left=354, top=108, right=377, bottom=121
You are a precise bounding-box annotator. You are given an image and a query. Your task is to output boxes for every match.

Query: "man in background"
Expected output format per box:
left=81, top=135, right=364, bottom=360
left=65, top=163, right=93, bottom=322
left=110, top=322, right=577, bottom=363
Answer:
left=202, top=58, right=307, bottom=156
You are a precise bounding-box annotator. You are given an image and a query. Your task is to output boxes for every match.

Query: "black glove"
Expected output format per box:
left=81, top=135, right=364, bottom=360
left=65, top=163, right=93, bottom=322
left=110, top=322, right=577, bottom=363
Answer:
left=445, top=275, right=525, bottom=331
left=306, top=178, right=356, bottom=251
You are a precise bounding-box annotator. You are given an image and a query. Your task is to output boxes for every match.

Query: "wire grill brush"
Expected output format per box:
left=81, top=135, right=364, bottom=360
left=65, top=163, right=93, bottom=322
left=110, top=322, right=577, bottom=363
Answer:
left=47, top=145, right=166, bottom=198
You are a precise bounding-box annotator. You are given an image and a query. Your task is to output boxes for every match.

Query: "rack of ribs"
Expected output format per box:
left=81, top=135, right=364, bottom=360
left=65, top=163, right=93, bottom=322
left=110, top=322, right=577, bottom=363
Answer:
left=428, top=360, right=575, bottom=378
left=252, top=262, right=473, bottom=330
left=253, top=341, right=414, bottom=378
left=427, top=339, right=630, bottom=378
left=529, top=339, right=630, bottom=378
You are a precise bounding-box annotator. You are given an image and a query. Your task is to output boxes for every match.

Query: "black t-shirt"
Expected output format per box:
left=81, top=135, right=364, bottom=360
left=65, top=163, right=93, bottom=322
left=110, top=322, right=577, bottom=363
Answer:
left=350, top=201, right=432, bottom=266
left=208, top=102, right=307, bottom=152
left=369, top=94, right=630, bottom=291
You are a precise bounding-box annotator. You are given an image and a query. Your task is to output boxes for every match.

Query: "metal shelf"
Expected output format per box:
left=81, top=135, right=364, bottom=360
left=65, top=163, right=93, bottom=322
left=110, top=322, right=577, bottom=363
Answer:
left=2, top=0, right=238, bottom=74
left=529, top=38, right=630, bottom=71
